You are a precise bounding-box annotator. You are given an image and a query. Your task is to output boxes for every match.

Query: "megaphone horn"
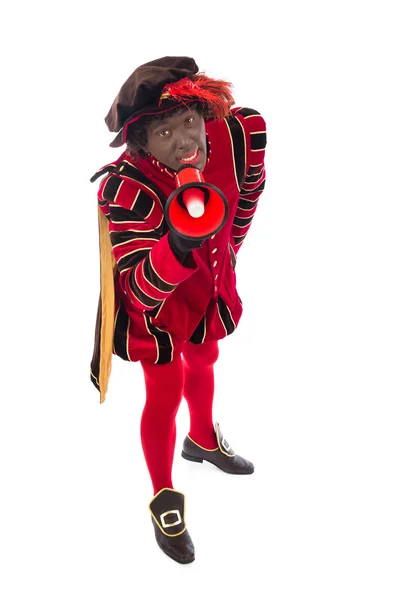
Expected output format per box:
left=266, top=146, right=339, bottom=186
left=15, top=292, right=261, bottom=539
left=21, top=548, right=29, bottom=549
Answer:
left=165, top=165, right=228, bottom=240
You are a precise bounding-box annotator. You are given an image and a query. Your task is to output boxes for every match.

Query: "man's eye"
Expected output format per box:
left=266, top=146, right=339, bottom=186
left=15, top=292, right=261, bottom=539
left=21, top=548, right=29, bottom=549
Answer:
left=185, top=117, right=194, bottom=124
left=158, top=130, right=169, bottom=137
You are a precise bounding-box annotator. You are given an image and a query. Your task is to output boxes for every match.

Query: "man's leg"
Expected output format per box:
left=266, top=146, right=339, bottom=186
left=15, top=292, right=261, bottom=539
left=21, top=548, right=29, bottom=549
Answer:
left=182, top=340, right=219, bottom=449
left=140, top=357, right=184, bottom=494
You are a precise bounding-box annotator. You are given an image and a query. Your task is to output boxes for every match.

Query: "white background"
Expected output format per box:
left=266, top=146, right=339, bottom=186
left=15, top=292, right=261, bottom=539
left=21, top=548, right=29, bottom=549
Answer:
left=1, top=1, right=399, bottom=598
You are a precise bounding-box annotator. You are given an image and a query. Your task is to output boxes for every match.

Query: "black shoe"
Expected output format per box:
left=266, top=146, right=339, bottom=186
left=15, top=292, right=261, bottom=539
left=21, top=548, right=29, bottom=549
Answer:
left=181, top=422, right=254, bottom=475
left=149, top=488, right=195, bottom=564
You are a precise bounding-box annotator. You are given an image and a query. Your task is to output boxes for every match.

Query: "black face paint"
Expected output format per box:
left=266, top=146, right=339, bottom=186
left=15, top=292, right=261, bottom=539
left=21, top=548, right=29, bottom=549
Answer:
left=144, top=108, right=207, bottom=172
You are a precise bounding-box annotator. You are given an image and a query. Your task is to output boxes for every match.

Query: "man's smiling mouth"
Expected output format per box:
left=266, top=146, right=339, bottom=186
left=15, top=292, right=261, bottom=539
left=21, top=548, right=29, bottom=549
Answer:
left=179, top=149, right=200, bottom=164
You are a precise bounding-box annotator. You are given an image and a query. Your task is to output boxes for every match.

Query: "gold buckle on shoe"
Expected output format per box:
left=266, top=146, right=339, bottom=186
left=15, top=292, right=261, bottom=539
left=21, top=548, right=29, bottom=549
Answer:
left=221, top=437, right=231, bottom=452
left=160, top=510, right=182, bottom=529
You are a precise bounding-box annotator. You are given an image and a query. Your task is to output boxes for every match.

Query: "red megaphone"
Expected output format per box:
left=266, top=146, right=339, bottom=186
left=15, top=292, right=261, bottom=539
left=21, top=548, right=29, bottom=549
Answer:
left=165, top=165, right=228, bottom=240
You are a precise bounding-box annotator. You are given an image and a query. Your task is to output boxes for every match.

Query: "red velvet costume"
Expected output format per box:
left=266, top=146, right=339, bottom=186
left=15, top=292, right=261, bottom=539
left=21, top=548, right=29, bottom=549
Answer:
left=91, top=107, right=266, bottom=372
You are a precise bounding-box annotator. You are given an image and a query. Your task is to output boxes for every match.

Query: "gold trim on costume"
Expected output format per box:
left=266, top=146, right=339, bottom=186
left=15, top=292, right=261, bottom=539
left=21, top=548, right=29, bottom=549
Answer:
left=143, top=313, right=159, bottom=364
left=224, top=303, right=236, bottom=330
left=187, top=433, right=218, bottom=452
left=90, top=368, right=99, bottom=386
left=112, top=237, right=157, bottom=250
left=153, top=299, right=165, bottom=319
left=129, top=188, right=141, bottom=210
left=125, top=316, right=131, bottom=361
left=216, top=300, right=228, bottom=336
left=201, top=314, right=207, bottom=343
left=154, top=321, right=174, bottom=360
left=119, top=164, right=164, bottom=229
left=132, top=268, right=162, bottom=304
left=148, top=253, right=177, bottom=287
left=113, top=179, right=124, bottom=204
left=116, top=245, right=153, bottom=265
left=112, top=304, right=119, bottom=354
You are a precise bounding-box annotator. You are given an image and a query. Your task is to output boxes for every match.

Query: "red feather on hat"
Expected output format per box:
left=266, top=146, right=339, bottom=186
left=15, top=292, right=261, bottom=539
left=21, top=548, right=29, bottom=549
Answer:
left=158, top=74, right=235, bottom=119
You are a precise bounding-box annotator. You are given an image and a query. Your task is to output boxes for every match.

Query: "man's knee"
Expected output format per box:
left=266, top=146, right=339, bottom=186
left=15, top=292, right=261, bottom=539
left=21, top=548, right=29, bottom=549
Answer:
left=183, top=341, right=219, bottom=369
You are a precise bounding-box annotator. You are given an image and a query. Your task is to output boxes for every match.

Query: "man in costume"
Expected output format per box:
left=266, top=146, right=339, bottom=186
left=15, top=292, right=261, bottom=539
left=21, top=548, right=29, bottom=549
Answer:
left=90, top=56, right=267, bottom=564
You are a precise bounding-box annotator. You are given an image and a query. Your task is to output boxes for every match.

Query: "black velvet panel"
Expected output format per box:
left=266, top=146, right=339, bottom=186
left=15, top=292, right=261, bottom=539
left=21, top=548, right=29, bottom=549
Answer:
left=225, top=115, right=246, bottom=188
left=117, top=162, right=168, bottom=208
left=108, top=204, right=139, bottom=222
left=250, top=132, right=267, bottom=151
left=102, top=175, right=123, bottom=202
left=110, top=230, right=158, bottom=247
left=188, top=315, right=206, bottom=344
left=236, top=107, right=261, bottom=118
left=90, top=294, right=102, bottom=391
left=129, top=269, right=161, bottom=309
left=234, top=214, right=254, bottom=228
left=144, top=314, right=173, bottom=363
left=238, top=198, right=259, bottom=210
left=113, top=300, right=130, bottom=361
left=117, top=248, right=151, bottom=271
left=143, top=257, right=176, bottom=293
left=217, top=297, right=236, bottom=335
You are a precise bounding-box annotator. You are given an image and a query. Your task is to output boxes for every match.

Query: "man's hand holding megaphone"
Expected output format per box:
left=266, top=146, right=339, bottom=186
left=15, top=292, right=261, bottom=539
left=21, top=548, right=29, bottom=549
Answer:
left=165, top=165, right=229, bottom=263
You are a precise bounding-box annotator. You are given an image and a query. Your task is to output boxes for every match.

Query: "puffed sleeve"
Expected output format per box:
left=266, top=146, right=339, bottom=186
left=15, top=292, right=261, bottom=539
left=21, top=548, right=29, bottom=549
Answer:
left=98, top=174, right=199, bottom=313
left=230, top=108, right=267, bottom=252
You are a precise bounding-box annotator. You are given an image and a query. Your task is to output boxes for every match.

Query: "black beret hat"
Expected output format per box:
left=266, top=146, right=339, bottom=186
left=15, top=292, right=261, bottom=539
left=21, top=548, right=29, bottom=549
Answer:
left=105, top=56, right=199, bottom=148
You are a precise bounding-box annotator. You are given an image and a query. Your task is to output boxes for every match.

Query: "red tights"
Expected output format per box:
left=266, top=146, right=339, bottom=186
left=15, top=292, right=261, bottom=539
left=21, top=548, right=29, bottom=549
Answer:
left=140, top=340, right=219, bottom=494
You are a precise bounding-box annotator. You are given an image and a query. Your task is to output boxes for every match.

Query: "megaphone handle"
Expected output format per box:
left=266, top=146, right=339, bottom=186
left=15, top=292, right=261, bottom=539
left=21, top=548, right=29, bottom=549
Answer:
left=169, top=229, right=204, bottom=266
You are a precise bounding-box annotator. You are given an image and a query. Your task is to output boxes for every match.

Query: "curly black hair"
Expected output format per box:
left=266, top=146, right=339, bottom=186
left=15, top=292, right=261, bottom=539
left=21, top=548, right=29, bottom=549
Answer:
left=125, top=102, right=215, bottom=160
